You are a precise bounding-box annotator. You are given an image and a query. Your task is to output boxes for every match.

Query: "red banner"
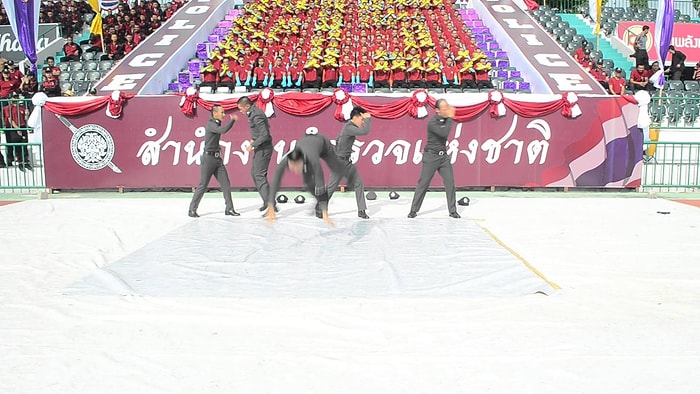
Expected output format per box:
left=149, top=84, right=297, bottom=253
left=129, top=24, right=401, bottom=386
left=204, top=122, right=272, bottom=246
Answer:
left=41, top=94, right=643, bottom=189
left=617, top=22, right=699, bottom=64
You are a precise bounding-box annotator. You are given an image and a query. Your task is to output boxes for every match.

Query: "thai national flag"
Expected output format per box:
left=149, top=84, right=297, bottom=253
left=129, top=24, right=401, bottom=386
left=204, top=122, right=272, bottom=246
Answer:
left=100, top=0, right=120, bottom=11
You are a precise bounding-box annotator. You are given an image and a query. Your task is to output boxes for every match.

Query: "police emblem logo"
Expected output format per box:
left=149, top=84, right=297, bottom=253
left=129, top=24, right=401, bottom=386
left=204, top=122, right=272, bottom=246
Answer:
left=56, top=114, right=122, bottom=173
left=70, top=124, right=116, bottom=171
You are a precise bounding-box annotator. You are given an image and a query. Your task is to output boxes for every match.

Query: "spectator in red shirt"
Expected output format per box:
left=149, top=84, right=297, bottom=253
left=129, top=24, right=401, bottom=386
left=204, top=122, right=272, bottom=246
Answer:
left=3, top=93, right=31, bottom=171
left=6, top=60, right=23, bottom=84
left=589, top=60, right=609, bottom=91
left=338, top=55, right=356, bottom=84
left=61, top=36, right=82, bottom=62
left=0, top=68, right=19, bottom=99
left=19, top=73, right=39, bottom=98
left=269, top=57, right=287, bottom=89
left=218, top=58, right=235, bottom=91
left=123, top=34, right=136, bottom=55
left=235, top=57, right=252, bottom=89
left=85, top=33, right=102, bottom=53
left=356, top=55, right=373, bottom=86
left=286, top=57, right=303, bottom=90
left=574, top=41, right=588, bottom=64
left=41, top=56, right=61, bottom=97
left=252, top=57, right=270, bottom=89
left=608, top=68, right=626, bottom=95
left=442, top=57, right=459, bottom=88
left=302, top=62, right=320, bottom=91
left=102, top=34, right=124, bottom=61
left=321, top=62, right=338, bottom=89
left=199, top=58, right=218, bottom=90
left=629, top=64, right=649, bottom=92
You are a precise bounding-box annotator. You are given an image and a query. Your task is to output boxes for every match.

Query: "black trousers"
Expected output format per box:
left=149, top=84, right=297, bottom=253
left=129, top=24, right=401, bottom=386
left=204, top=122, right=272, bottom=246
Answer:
left=189, top=153, right=234, bottom=212
left=635, top=49, right=649, bottom=67
left=326, top=158, right=367, bottom=211
left=374, top=80, right=389, bottom=88
left=251, top=144, right=273, bottom=205
left=5, top=130, right=29, bottom=164
left=410, top=151, right=457, bottom=214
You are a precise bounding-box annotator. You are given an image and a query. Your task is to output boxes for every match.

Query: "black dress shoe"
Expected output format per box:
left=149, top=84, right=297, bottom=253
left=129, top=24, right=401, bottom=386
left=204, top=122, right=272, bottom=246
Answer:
left=358, top=210, right=369, bottom=219
left=225, top=209, right=240, bottom=216
left=188, top=210, right=199, bottom=218
left=407, top=211, right=417, bottom=218
left=449, top=212, right=461, bottom=219
left=259, top=204, right=267, bottom=212
left=315, top=210, right=323, bottom=219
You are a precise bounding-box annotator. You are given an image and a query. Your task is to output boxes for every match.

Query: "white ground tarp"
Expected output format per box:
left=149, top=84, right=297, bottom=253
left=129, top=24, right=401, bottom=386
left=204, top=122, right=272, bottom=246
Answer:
left=1, top=194, right=699, bottom=393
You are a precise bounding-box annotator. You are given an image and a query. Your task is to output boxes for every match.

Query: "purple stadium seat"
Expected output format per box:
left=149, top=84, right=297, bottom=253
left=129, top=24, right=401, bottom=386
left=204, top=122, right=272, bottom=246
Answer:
left=473, top=20, right=484, bottom=27
left=208, top=35, right=219, bottom=43
left=503, top=81, right=517, bottom=90
left=488, top=42, right=499, bottom=51
left=510, top=70, right=521, bottom=78
left=459, top=10, right=468, bottom=18
left=496, top=51, right=508, bottom=58
left=467, top=8, right=477, bottom=15
left=464, top=20, right=474, bottom=27
left=496, top=60, right=509, bottom=68
left=484, top=51, right=495, bottom=58
left=474, top=34, right=484, bottom=41
left=478, top=42, right=488, bottom=50
left=225, top=14, right=236, bottom=21
left=518, top=82, right=530, bottom=90
left=497, top=70, right=508, bottom=78
left=218, top=20, right=232, bottom=28
left=472, top=27, right=488, bottom=34
left=484, top=34, right=493, bottom=41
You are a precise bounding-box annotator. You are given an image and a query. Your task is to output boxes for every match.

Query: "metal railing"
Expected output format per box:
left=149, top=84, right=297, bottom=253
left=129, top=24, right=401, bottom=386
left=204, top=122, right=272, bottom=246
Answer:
left=642, top=140, right=700, bottom=189
left=0, top=97, right=44, bottom=192
left=0, top=142, right=45, bottom=192
left=649, top=94, right=700, bottom=130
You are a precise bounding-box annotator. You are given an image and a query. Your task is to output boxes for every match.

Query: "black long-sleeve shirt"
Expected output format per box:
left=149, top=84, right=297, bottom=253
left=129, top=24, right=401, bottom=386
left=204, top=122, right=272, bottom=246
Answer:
left=671, top=50, right=687, bottom=70
left=246, top=105, right=272, bottom=148
left=269, top=134, right=345, bottom=206
left=424, top=114, right=453, bottom=152
left=335, top=118, right=371, bottom=158
left=203, top=116, right=234, bottom=152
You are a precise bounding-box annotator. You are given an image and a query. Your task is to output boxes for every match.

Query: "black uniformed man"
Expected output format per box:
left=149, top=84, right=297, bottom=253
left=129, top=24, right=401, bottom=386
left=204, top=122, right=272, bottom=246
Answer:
left=188, top=104, right=240, bottom=217
left=408, top=99, right=460, bottom=219
left=326, top=106, right=371, bottom=219
left=237, top=96, right=275, bottom=212
left=266, top=129, right=346, bottom=226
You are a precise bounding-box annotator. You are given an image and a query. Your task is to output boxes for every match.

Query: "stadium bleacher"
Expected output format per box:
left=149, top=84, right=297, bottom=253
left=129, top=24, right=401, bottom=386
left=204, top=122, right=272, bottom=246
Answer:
left=171, top=0, right=531, bottom=94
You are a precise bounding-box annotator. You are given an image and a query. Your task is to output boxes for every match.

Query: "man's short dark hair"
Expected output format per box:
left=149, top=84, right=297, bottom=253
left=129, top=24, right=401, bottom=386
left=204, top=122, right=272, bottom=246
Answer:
left=211, top=104, right=222, bottom=115
left=238, top=96, right=253, bottom=107
left=669, top=45, right=675, bottom=51
left=642, top=25, right=650, bottom=31
left=435, top=98, right=447, bottom=109
left=45, top=56, right=54, bottom=62
left=349, top=106, right=366, bottom=119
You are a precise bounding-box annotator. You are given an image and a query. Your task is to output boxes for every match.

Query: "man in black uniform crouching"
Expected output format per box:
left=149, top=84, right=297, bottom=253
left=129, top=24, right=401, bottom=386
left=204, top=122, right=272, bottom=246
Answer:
left=266, top=128, right=346, bottom=226
left=408, top=98, right=460, bottom=219
left=188, top=104, right=240, bottom=217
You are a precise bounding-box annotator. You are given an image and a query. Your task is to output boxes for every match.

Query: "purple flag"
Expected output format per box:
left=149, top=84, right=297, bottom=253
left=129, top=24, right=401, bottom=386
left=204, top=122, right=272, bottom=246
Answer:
left=1, top=0, right=40, bottom=71
left=654, top=0, right=675, bottom=87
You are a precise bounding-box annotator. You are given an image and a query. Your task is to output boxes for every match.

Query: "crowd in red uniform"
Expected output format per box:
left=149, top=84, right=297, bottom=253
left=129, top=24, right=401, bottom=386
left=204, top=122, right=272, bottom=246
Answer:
left=199, top=0, right=494, bottom=92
